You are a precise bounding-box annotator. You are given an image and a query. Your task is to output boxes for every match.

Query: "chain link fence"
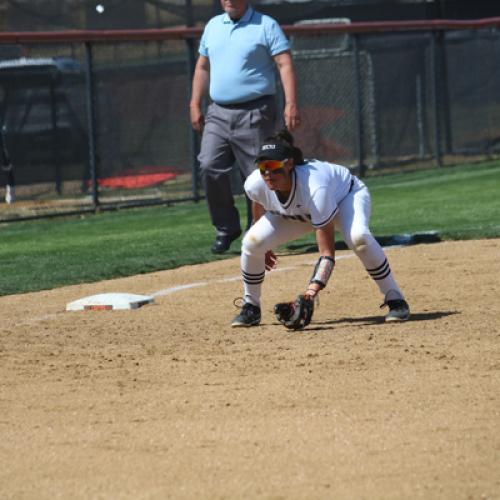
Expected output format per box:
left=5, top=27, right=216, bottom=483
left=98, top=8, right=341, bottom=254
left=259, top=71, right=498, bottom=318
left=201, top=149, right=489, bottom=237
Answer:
left=0, top=0, right=496, bottom=31
left=1, top=20, right=500, bottom=221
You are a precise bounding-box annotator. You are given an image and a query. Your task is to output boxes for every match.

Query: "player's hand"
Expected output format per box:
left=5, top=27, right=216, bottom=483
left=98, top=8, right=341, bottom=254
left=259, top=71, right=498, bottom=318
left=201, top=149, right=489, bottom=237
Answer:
left=190, top=105, right=205, bottom=133
left=265, top=250, right=277, bottom=271
left=284, top=102, right=301, bottom=131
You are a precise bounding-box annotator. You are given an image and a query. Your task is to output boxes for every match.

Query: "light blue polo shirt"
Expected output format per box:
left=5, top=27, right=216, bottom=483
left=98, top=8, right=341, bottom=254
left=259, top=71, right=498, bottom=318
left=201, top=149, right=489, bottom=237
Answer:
left=199, top=7, right=290, bottom=104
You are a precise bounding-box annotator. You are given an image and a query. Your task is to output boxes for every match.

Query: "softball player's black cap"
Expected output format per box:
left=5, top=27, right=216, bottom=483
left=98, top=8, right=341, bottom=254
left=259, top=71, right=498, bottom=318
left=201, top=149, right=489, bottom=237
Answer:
left=255, top=141, right=291, bottom=162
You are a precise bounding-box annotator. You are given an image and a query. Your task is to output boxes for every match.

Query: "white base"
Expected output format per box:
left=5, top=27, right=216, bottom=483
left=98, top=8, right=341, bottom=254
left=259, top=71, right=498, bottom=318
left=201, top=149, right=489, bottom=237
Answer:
left=66, top=293, right=154, bottom=311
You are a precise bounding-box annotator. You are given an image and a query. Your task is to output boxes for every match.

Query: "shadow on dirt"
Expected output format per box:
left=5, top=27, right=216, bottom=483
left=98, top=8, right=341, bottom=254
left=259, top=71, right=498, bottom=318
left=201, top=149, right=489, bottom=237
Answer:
left=305, top=310, right=459, bottom=331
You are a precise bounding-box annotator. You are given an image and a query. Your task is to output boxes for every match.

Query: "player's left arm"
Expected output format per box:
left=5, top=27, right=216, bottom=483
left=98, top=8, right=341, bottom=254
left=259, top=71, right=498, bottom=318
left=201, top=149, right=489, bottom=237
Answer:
left=273, top=51, right=301, bottom=131
left=274, top=222, right=334, bottom=329
left=305, top=221, right=336, bottom=300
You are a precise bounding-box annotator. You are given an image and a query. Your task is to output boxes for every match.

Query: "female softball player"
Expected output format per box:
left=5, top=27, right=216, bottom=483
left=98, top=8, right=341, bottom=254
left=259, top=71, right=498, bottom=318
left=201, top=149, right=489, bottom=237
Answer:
left=231, top=129, right=410, bottom=328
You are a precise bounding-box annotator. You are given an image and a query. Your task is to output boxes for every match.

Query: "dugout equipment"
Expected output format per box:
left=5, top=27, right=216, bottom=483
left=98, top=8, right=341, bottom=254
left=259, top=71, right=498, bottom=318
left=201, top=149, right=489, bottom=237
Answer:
left=274, top=294, right=314, bottom=330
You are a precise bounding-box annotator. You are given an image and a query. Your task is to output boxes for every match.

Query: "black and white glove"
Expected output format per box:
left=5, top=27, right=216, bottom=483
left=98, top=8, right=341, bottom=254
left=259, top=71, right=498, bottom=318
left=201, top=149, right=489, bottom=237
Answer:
left=274, top=294, right=314, bottom=330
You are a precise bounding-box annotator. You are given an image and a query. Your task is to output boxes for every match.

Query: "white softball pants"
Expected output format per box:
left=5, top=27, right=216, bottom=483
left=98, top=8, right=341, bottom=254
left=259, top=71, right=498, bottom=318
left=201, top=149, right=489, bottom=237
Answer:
left=241, top=178, right=404, bottom=306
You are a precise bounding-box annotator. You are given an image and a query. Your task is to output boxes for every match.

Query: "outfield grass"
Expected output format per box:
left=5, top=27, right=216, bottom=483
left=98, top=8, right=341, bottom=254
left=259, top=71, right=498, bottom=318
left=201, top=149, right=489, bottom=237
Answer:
left=1, top=160, right=499, bottom=296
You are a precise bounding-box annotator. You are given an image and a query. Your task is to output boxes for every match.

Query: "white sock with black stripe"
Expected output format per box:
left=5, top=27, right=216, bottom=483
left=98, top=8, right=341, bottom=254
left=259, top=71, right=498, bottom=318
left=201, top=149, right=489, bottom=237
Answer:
left=241, top=252, right=265, bottom=307
left=353, top=237, right=404, bottom=301
left=366, top=258, right=403, bottom=300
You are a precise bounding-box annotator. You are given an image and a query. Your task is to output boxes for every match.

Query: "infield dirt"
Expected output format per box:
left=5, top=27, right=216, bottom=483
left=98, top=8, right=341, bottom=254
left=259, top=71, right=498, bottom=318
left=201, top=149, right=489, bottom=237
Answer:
left=1, top=239, right=499, bottom=499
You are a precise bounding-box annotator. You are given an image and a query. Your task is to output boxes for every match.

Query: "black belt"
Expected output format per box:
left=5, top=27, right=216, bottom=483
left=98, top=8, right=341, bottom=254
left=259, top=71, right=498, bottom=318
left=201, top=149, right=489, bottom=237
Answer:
left=339, top=178, right=355, bottom=206
left=215, top=95, right=274, bottom=109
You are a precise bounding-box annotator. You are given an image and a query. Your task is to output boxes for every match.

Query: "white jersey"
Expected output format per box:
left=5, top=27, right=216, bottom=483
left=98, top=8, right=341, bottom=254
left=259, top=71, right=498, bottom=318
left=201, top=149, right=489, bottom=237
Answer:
left=244, top=159, right=355, bottom=229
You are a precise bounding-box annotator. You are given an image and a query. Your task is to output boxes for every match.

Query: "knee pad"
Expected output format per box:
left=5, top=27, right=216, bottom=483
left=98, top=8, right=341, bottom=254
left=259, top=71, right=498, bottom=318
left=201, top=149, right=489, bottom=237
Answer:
left=241, top=231, right=267, bottom=257
left=349, top=231, right=375, bottom=253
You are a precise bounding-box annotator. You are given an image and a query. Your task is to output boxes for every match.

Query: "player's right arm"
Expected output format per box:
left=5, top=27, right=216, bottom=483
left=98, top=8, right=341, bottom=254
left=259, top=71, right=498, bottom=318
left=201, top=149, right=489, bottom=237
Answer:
left=189, top=55, right=210, bottom=132
left=246, top=173, right=277, bottom=270
left=252, top=201, right=266, bottom=224
left=250, top=200, right=277, bottom=271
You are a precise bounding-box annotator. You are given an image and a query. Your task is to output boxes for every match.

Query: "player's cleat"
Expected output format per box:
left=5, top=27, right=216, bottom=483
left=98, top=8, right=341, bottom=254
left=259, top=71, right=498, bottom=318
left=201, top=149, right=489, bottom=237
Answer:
left=382, top=299, right=410, bottom=322
left=211, top=230, right=242, bottom=254
left=231, top=302, right=261, bottom=327
left=5, top=185, right=15, bottom=204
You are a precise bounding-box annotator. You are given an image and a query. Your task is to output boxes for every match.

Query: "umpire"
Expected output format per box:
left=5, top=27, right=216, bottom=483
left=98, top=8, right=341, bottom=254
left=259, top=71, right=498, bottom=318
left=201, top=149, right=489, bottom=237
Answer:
left=190, top=0, right=301, bottom=254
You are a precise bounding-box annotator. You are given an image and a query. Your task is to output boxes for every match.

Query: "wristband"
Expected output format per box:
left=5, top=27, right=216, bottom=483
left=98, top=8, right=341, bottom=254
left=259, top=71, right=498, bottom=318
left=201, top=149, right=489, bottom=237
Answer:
left=309, top=256, right=335, bottom=289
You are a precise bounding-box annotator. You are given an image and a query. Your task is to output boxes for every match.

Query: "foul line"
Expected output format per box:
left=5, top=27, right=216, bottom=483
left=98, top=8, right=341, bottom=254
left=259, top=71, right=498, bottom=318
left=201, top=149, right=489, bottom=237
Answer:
left=150, top=253, right=355, bottom=298
left=14, top=313, right=61, bottom=327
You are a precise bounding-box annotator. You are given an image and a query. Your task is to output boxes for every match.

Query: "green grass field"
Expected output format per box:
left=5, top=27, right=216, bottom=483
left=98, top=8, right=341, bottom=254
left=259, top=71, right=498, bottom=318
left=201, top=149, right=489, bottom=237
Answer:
left=1, top=160, right=499, bottom=296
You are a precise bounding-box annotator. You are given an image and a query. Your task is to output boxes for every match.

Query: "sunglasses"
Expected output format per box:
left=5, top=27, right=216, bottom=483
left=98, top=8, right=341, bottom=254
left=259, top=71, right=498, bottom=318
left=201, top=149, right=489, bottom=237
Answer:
left=257, top=159, right=288, bottom=174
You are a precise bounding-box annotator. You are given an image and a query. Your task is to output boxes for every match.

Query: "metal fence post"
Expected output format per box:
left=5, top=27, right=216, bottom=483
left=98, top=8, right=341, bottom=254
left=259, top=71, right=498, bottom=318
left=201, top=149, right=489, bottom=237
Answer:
left=439, top=31, right=453, bottom=155
left=49, top=81, right=62, bottom=195
left=431, top=31, right=443, bottom=167
left=84, top=41, right=99, bottom=209
left=415, top=73, right=425, bottom=158
left=353, top=34, right=367, bottom=177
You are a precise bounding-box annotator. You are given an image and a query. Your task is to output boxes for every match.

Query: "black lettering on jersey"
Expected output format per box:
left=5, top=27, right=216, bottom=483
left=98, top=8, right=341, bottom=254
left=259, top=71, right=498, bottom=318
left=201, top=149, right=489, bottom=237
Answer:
left=268, top=210, right=311, bottom=223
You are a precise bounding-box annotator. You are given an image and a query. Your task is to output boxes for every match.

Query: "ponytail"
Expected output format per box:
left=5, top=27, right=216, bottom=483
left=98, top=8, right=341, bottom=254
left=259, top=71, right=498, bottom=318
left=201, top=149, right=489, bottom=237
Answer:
left=257, top=128, right=305, bottom=165
left=274, top=129, right=305, bottom=165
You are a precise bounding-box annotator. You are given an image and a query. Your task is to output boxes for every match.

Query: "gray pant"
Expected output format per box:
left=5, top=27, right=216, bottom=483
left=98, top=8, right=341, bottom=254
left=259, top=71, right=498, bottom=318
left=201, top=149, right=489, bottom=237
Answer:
left=198, top=95, right=277, bottom=237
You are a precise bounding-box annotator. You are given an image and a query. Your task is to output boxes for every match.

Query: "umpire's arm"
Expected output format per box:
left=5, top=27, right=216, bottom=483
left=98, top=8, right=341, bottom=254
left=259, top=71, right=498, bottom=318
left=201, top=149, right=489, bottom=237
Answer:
left=273, top=51, right=301, bottom=131
left=189, top=55, right=210, bottom=132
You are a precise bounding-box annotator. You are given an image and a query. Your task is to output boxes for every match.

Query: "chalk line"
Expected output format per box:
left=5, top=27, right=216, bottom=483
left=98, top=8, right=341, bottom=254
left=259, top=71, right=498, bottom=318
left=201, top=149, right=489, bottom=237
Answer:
left=149, top=253, right=355, bottom=298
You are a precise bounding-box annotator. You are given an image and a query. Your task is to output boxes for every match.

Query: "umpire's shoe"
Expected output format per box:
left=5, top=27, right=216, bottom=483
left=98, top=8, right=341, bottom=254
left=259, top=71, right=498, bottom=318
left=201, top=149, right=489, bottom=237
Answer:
left=231, top=302, right=261, bottom=327
left=383, top=299, right=410, bottom=322
left=211, top=230, right=242, bottom=254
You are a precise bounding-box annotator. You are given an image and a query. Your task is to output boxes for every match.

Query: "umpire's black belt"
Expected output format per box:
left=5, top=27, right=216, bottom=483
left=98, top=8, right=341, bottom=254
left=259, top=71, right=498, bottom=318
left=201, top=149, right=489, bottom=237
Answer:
left=214, top=94, right=275, bottom=110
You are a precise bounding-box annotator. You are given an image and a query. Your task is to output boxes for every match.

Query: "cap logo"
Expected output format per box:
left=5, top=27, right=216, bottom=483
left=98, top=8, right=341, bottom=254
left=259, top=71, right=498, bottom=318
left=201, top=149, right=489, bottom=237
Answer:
left=261, top=144, right=276, bottom=150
